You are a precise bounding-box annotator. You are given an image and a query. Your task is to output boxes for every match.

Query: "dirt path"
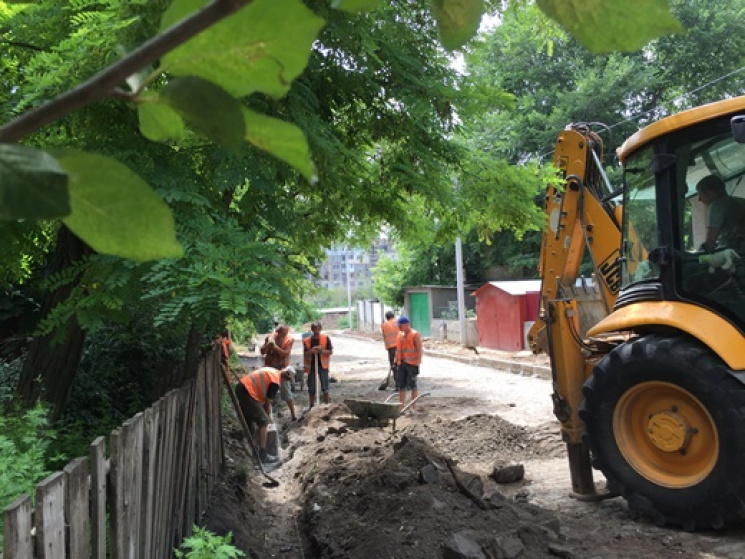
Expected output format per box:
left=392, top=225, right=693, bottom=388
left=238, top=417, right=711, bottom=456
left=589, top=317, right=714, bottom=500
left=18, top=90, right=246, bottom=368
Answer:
left=202, top=332, right=745, bottom=558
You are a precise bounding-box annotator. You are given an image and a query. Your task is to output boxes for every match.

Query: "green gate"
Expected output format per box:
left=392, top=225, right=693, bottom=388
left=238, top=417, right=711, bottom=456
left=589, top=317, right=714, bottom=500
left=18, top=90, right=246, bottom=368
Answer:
left=409, top=292, right=430, bottom=337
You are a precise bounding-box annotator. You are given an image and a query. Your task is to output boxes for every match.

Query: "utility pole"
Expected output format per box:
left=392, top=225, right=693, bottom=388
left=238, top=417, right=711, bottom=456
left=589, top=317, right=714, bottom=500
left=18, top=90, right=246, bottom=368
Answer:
left=455, top=236, right=467, bottom=346
left=453, top=175, right=467, bottom=346
left=345, top=247, right=353, bottom=330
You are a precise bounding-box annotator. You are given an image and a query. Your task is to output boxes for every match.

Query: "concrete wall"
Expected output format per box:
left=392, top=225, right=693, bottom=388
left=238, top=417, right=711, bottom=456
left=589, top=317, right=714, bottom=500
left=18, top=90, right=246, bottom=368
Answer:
left=428, top=287, right=476, bottom=319
left=430, top=318, right=478, bottom=346
left=356, top=300, right=396, bottom=333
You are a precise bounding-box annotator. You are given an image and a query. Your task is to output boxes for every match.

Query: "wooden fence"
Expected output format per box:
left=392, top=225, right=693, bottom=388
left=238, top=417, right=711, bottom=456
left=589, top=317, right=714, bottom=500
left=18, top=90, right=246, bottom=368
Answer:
left=2, top=351, right=223, bottom=559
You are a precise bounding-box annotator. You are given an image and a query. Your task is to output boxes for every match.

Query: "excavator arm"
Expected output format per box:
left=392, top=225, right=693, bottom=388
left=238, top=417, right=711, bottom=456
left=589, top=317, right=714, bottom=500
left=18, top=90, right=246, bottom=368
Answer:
left=528, top=125, right=622, bottom=497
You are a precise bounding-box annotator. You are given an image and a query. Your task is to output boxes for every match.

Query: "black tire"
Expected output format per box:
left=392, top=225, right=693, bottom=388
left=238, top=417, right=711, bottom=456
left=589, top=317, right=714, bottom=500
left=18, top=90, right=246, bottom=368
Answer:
left=580, top=334, right=745, bottom=530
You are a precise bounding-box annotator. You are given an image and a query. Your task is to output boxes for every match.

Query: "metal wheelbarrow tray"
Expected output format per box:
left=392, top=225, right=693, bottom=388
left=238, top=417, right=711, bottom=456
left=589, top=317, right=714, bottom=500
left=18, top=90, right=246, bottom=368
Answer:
left=344, top=392, right=428, bottom=431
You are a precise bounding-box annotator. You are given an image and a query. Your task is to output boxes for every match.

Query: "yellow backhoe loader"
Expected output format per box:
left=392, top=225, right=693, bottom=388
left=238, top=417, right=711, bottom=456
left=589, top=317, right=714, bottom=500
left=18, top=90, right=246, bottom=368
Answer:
left=528, top=96, right=745, bottom=530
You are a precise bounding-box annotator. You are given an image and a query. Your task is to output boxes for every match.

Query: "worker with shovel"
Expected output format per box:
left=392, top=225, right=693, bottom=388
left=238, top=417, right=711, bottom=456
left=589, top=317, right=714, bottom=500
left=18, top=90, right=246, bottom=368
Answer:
left=235, top=367, right=295, bottom=464
left=395, top=316, right=423, bottom=415
left=303, top=321, right=333, bottom=408
left=379, top=311, right=399, bottom=391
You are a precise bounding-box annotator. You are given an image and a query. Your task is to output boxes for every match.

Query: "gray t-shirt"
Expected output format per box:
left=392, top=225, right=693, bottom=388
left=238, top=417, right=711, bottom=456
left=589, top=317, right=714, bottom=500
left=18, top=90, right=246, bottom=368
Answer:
left=708, top=195, right=745, bottom=246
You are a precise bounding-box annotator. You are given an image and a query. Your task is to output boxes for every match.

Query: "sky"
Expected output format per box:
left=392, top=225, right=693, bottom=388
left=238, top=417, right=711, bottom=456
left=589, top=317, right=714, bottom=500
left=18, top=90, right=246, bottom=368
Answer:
left=450, top=12, right=500, bottom=74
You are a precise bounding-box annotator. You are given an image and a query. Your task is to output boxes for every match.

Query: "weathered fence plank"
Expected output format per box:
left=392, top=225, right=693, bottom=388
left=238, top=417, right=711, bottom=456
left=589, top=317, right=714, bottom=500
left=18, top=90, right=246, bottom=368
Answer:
left=212, top=352, right=224, bottom=480
left=110, top=414, right=145, bottom=559
left=151, top=394, right=170, bottom=559
left=109, top=428, right=124, bottom=559
left=3, top=494, right=33, bottom=559
left=126, top=414, right=144, bottom=558
left=63, top=457, right=90, bottom=559
left=169, top=382, right=192, bottom=548
left=90, top=436, right=107, bottom=559
left=35, top=472, right=65, bottom=559
left=140, top=403, right=160, bottom=557
left=156, top=390, right=178, bottom=559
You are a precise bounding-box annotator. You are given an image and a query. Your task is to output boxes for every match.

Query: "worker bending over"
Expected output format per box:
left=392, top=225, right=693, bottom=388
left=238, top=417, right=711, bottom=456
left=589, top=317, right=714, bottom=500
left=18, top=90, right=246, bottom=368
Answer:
left=235, top=367, right=295, bottom=464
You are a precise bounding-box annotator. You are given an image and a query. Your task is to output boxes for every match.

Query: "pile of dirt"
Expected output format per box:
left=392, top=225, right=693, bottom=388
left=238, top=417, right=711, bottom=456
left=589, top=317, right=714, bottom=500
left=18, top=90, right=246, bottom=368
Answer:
left=298, top=429, right=566, bottom=559
left=406, top=413, right=565, bottom=466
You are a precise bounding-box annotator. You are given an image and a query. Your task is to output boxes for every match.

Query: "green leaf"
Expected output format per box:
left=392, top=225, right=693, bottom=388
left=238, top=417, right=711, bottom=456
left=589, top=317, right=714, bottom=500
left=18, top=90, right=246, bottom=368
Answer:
left=160, top=77, right=245, bottom=150
left=243, top=108, right=315, bottom=182
left=138, top=100, right=185, bottom=142
left=0, top=144, right=70, bottom=221
left=160, top=0, right=325, bottom=98
left=536, top=0, right=684, bottom=53
left=430, top=0, right=484, bottom=51
left=54, top=151, right=183, bottom=262
left=330, top=0, right=384, bottom=13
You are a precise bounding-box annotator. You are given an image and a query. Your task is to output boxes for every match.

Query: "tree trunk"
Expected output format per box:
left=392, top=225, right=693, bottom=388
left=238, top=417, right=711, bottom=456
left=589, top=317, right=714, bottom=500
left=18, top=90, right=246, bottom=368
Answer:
left=16, top=227, right=91, bottom=421
left=183, top=323, right=204, bottom=381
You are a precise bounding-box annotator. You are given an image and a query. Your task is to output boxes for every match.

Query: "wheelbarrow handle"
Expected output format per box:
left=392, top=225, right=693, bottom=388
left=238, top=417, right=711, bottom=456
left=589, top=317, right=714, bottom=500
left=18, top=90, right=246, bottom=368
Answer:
left=399, top=392, right=430, bottom=416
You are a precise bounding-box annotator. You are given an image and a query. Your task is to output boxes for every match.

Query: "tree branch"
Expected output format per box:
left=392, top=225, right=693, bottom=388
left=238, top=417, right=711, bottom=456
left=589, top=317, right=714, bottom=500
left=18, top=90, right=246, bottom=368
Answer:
left=0, top=39, right=44, bottom=52
left=0, top=0, right=253, bottom=143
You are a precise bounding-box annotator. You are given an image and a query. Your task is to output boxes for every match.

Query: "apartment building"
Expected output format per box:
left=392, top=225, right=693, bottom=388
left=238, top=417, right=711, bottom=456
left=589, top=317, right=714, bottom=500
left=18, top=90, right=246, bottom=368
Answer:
left=315, top=234, right=397, bottom=290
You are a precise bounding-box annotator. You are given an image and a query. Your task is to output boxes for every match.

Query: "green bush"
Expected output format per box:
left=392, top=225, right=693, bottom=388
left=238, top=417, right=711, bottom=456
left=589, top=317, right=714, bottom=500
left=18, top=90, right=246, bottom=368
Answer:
left=337, top=309, right=357, bottom=330
left=0, top=404, right=55, bottom=548
left=174, top=526, right=245, bottom=559
left=0, top=356, right=23, bottom=408
left=439, top=308, right=476, bottom=320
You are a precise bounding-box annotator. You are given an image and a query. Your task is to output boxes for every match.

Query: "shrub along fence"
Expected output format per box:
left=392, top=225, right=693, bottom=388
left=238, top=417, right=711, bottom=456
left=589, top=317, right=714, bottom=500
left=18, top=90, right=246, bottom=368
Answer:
left=2, top=351, right=223, bottom=559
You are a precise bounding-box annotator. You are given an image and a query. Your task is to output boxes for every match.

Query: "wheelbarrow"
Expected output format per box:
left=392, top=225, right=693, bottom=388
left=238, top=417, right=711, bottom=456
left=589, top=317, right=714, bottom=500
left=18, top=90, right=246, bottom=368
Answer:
left=344, top=392, right=429, bottom=431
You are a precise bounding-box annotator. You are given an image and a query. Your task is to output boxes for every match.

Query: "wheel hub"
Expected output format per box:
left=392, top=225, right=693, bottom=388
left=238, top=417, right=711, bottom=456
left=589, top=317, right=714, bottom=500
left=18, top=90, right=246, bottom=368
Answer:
left=646, top=410, right=692, bottom=452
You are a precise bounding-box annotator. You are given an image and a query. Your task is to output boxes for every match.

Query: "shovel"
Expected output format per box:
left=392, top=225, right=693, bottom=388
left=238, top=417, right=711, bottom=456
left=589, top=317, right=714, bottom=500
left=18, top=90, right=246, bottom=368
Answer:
left=392, top=392, right=430, bottom=431
left=378, top=366, right=394, bottom=391
left=219, top=363, right=280, bottom=487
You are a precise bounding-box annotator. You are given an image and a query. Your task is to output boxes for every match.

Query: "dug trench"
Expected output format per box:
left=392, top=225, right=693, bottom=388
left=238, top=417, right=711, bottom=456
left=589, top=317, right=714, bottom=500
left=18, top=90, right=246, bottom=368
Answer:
left=201, top=334, right=745, bottom=558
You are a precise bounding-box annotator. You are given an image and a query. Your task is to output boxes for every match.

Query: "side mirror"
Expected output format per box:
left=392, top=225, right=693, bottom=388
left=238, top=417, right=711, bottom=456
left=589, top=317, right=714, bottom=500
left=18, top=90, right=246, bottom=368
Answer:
left=731, top=115, right=745, bottom=143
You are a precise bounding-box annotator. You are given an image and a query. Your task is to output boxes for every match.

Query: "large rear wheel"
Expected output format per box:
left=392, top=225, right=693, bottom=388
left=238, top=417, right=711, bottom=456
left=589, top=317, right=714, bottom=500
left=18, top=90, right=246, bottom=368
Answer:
left=581, top=334, right=745, bottom=530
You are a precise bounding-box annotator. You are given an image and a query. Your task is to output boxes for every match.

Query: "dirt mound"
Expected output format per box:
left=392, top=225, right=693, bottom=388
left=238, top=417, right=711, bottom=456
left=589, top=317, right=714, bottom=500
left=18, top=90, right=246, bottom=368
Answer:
left=299, top=429, right=565, bottom=559
left=405, top=413, right=565, bottom=466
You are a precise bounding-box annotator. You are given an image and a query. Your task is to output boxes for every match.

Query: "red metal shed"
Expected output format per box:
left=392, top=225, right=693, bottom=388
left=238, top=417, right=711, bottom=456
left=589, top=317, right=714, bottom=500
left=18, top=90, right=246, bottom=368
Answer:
left=472, top=280, right=541, bottom=351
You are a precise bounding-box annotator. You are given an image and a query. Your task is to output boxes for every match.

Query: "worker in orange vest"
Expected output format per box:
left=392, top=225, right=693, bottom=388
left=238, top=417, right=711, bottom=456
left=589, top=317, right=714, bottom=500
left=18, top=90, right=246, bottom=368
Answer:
left=235, top=367, right=294, bottom=464
left=381, top=310, right=399, bottom=390
left=220, top=330, right=232, bottom=365
left=303, top=321, right=333, bottom=408
left=395, top=316, right=423, bottom=414
left=260, top=324, right=294, bottom=369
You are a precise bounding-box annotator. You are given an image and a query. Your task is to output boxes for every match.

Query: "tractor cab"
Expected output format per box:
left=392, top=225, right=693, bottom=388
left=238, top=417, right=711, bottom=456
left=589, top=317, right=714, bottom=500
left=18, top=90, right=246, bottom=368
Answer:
left=617, top=98, right=745, bottom=330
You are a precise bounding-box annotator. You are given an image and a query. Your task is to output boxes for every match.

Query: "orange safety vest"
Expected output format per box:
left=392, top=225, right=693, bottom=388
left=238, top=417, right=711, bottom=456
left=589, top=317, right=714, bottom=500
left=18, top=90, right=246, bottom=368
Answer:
left=240, top=367, right=281, bottom=404
left=265, top=335, right=293, bottom=368
left=396, top=330, right=422, bottom=366
left=304, top=334, right=330, bottom=373
left=381, top=318, right=399, bottom=350
left=221, top=338, right=231, bottom=361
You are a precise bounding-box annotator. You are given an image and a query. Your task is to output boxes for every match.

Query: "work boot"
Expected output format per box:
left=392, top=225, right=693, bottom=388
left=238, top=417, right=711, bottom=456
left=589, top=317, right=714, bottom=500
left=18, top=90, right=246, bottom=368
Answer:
left=259, top=449, right=280, bottom=464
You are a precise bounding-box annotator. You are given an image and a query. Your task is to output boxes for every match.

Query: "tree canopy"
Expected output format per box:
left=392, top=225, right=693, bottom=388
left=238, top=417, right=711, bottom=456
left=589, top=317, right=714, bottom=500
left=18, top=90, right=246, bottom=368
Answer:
left=0, top=0, right=691, bottom=423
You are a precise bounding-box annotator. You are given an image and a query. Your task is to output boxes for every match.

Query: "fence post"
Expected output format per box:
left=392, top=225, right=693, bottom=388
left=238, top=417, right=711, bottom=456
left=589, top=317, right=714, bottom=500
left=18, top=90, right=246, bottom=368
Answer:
left=63, top=457, right=90, bottom=558
left=3, top=494, right=33, bottom=558
left=35, top=472, right=65, bottom=558
left=90, top=436, right=107, bottom=559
